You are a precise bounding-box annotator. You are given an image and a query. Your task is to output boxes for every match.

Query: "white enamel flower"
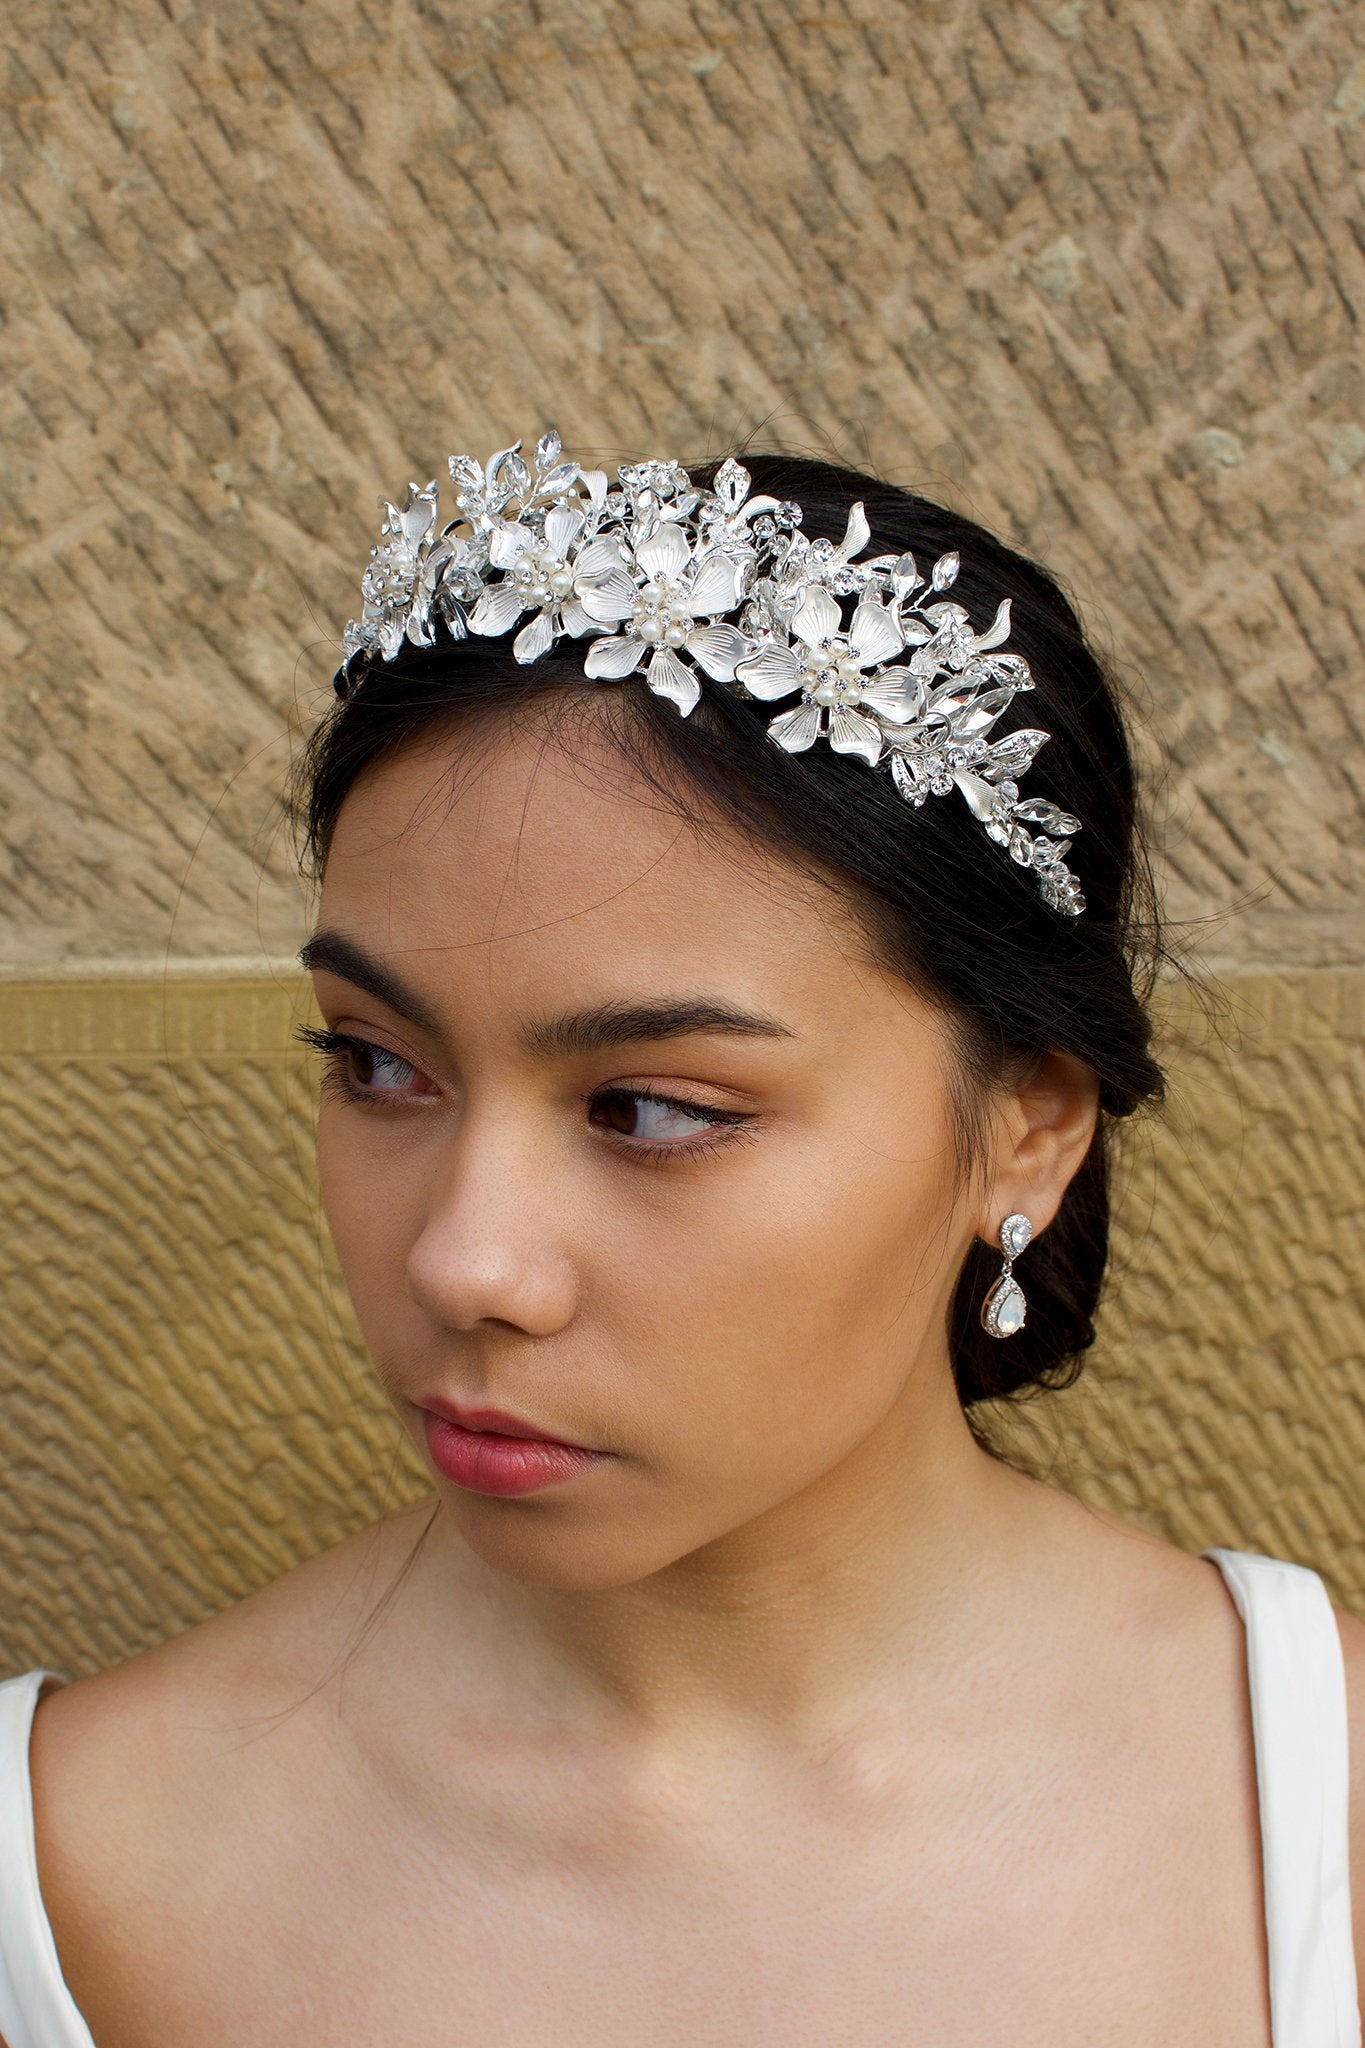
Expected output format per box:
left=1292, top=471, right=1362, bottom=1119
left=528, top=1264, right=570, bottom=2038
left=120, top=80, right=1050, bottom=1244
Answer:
left=466, top=503, right=597, bottom=663
left=733, top=584, right=917, bottom=765
left=573, top=519, right=753, bottom=716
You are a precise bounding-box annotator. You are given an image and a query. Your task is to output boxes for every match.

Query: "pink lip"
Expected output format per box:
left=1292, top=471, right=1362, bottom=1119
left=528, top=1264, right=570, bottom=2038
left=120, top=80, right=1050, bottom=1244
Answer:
left=419, top=1399, right=606, bottom=1499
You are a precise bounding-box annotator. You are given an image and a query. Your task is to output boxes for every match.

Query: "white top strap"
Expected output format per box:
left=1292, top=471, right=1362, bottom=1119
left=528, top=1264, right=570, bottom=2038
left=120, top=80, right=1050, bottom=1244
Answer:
left=0, top=1669, right=97, bottom=2048
left=1203, top=1549, right=1361, bottom=2048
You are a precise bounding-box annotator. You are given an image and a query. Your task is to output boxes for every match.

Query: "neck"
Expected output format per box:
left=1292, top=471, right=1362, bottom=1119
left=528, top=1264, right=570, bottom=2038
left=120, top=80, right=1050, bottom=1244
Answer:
left=394, top=1365, right=1063, bottom=1763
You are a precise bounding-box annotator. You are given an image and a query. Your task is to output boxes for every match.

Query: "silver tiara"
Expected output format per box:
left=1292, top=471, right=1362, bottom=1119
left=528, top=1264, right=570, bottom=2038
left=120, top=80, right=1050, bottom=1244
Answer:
left=334, top=430, right=1084, bottom=915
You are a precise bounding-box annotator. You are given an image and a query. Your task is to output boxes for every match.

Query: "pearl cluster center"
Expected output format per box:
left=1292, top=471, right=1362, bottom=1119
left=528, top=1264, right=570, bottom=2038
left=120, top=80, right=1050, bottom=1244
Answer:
left=632, top=575, right=695, bottom=648
left=802, top=634, right=867, bottom=707
left=513, top=543, right=576, bottom=609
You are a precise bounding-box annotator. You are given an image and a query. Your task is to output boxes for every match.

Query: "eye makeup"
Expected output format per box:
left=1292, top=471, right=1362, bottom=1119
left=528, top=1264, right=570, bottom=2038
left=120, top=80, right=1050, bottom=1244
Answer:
left=296, top=1025, right=759, bottom=1167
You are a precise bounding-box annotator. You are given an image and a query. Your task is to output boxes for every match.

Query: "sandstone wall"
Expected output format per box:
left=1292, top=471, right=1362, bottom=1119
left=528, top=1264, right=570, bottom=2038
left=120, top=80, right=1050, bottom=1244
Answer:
left=2, top=0, right=1361, bottom=1672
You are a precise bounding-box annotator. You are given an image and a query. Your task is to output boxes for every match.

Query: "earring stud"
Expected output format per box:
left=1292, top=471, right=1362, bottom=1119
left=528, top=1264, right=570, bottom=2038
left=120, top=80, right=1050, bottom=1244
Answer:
left=981, top=1212, right=1032, bottom=1338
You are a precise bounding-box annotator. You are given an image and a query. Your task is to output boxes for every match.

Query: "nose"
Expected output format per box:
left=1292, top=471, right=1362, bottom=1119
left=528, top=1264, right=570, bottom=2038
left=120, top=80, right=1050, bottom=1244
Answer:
left=404, top=1104, right=579, bottom=1337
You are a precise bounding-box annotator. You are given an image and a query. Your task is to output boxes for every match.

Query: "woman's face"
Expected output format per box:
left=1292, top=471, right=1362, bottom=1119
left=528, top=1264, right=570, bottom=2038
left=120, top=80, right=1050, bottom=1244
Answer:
left=308, top=708, right=1002, bottom=1590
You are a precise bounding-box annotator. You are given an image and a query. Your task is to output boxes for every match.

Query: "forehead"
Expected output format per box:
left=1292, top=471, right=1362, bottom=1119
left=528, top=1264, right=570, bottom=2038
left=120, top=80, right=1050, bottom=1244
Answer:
left=317, top=710, right=903, bottom=1024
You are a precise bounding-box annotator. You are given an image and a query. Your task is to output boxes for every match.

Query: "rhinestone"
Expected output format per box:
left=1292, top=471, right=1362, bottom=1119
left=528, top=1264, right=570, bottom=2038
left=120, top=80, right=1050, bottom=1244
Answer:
left=1000, top=1212, right=1032, bottom=1258
left=982, top=1274, right=1026, bottom=1337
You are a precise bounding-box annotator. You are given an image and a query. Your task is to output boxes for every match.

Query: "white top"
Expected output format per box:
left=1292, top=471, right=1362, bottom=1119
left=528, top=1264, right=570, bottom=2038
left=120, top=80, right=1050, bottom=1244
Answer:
left=0, top=1547, right=1358, bottom=2047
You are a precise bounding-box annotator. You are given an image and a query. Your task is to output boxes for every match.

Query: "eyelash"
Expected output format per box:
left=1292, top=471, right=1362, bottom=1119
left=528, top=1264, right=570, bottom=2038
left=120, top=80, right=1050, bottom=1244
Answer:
left=294, top=1025, right=756, bottom=1169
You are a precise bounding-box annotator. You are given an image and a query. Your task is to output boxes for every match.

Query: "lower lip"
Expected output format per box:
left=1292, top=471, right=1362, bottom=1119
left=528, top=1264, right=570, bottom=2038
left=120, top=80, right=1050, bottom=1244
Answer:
left=422, top=1413, right=606, bottom=1497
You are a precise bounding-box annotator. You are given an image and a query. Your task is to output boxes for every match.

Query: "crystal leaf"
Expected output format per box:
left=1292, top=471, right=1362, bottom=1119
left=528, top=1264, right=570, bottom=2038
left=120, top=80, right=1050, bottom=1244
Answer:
left=486, top=442, right=525, bottom=487
left=983, top=729, right=1049, bottom=778
left=930, top=550, right=960, bottom=591
left=979, top=651, right=1033, bottom=687
left=713, top=458, right=750, bottom=511
left=925, top=677, right=985, bottom=717
left=535, top=429, right=562, bottom=468
left=1013, top=799, right=1081, bottom=836
left=889, top=751, right=929, bottom=806
left=951, top=688, right=1014, bottom=737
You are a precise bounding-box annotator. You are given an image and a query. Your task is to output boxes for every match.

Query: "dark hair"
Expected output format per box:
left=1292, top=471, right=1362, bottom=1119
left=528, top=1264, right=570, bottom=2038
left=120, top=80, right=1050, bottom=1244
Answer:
left=295, top=452, right=1171, bottom=1462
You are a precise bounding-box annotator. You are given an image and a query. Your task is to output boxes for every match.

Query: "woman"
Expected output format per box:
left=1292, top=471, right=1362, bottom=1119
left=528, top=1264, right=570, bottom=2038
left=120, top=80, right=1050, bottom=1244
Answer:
left=2, top=437, right=1360, bottom=2045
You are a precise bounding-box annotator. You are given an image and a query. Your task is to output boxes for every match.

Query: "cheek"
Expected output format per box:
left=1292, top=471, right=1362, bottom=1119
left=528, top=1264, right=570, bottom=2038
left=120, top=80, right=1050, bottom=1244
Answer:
left=314, top=1110, right=424, bottom=1319
left=603, top=1117, right=960, bottom=1470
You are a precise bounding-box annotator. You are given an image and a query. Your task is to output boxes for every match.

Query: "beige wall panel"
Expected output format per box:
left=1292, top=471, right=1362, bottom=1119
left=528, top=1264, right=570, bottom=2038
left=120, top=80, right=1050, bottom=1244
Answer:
left=1, top=966, right=1360, bottom=1685
left=2, top=2, right=1363, bottom=970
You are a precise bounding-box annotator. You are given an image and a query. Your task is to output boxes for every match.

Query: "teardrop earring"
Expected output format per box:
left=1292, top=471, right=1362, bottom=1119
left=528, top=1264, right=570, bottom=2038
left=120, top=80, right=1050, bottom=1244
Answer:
left=981, top=1212, right=1032, bottom=1338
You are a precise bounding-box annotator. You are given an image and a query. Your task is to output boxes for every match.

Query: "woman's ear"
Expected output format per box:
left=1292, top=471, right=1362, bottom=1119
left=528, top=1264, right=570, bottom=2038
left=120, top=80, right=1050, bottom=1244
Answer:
left=978, top=1050, right=1101, bottom=1243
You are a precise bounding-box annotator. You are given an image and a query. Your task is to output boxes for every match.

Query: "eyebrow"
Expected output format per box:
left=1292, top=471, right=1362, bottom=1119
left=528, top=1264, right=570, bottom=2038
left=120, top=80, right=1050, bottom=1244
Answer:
left=300, top=931, right=444, bottom=1036
left=518, top=995, right=798, bottom=1060
left=299, top=930, right=799, bottom=1059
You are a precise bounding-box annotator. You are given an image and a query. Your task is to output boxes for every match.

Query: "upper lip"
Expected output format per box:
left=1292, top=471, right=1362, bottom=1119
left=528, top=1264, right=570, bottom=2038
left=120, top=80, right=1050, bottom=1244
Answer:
left=420, top=1394, right=588, bottom=1448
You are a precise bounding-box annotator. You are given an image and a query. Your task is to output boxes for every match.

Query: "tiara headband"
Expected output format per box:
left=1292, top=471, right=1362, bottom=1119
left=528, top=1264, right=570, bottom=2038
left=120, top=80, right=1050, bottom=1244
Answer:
left=333, top=430, right=1085, bottom=916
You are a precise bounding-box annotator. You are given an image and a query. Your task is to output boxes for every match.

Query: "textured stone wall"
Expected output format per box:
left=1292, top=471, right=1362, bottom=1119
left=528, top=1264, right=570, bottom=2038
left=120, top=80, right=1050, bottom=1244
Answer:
left=4, top=0, right=1363, bottom=966
left=2, top=0, right=1361, bottom=1668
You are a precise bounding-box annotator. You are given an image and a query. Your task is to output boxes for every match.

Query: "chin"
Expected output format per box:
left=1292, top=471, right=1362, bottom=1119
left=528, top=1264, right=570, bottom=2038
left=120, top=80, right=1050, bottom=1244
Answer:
left=439, top=1492, right=716, bottom=1593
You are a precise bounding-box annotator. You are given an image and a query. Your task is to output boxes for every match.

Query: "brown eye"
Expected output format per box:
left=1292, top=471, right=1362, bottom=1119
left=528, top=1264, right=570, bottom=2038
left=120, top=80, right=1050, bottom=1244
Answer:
left=347, top=1043, right=418, bottom=1093
left=590, top=1090, right=639, bottom=1138
left=589, top=1089, right=719, bottom=1142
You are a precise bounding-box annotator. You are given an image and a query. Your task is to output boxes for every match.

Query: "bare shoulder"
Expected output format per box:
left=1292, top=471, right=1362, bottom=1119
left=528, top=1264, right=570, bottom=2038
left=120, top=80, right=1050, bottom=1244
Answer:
left=27, top=1500, right=437, bottom=2046
left=1331, top=1601, right=1365, bottom=1988
left=33, top=1496, right=437, bottom=1772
